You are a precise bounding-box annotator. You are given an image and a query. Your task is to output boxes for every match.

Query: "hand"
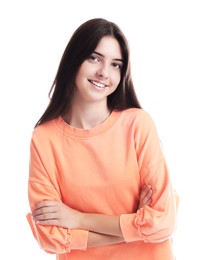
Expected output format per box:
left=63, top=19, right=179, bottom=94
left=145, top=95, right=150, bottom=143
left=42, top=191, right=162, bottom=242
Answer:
left=137, top=184, right=152, bottom=210
left=32, top=200, right=82, bottom=229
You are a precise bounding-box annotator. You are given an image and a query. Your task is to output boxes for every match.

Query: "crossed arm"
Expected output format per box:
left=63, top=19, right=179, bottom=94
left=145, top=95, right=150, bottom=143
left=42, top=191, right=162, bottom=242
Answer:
left=32, top=185, right=152, bottom=248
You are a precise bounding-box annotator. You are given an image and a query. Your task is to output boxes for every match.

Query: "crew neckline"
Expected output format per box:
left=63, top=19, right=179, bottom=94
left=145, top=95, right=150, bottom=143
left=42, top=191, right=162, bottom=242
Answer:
left=54, top=110, right=122, bottom=138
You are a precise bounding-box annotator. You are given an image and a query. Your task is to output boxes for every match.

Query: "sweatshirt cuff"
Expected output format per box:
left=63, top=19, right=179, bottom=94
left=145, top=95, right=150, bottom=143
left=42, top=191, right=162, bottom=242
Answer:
left=70, top=229, right=89, bottom=251
left=120, top=211, right=146, bottom=243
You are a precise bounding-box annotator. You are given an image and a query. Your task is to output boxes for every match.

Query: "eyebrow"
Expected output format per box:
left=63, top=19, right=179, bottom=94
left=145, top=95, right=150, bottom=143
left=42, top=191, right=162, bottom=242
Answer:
left=93, top=51, right=124, bottom=63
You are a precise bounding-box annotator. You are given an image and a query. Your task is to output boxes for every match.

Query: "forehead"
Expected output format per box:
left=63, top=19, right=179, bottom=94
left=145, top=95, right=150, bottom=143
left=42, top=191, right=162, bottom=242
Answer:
left=94, top=36, right=122, bottom=59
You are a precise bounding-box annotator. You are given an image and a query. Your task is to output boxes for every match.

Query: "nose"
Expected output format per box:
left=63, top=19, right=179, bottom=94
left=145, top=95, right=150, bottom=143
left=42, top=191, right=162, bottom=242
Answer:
left=97, top=63, right=109, bottom=79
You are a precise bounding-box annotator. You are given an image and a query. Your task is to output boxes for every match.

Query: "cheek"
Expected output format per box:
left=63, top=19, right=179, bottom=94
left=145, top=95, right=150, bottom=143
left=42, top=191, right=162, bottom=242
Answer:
left=75, top=66, right=87, bottom=86
left=112, top=72, right=121, bottom=87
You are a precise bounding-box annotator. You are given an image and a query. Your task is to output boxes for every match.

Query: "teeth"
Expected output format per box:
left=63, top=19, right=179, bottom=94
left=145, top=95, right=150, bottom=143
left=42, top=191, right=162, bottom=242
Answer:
left=91, top=80, right=106, bottom=88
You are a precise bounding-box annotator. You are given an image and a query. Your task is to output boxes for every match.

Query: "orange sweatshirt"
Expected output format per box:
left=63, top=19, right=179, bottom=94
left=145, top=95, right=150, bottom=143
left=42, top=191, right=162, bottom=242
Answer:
left=27, top=108, right=178, bottom=260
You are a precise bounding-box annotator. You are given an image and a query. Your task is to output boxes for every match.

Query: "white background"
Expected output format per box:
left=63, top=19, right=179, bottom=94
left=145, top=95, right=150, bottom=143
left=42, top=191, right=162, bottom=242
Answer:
left=1, top=0, right=205, bottom=259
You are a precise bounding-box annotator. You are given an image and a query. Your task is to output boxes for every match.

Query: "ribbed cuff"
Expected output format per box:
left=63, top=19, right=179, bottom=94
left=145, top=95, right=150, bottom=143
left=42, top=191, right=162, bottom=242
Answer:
left=70, top=229, right=89, bottom=251
left=120, top=212, right=144, bottom=242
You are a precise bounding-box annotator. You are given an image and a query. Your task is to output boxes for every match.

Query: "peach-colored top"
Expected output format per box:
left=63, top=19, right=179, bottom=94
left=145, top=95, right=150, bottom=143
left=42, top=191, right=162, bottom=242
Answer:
left=27, top=108, right=178, bottom=259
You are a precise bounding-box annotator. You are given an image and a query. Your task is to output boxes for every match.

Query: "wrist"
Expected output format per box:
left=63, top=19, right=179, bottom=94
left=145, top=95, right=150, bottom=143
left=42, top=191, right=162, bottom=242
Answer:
left=78, top=212, right=87, bottom=230
left=78, top=212, right=123, bottom=237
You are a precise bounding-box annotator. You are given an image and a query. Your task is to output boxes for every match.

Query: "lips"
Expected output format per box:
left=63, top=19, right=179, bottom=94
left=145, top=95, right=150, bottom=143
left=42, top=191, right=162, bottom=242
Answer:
left=89, top=80, right=107, bottom=89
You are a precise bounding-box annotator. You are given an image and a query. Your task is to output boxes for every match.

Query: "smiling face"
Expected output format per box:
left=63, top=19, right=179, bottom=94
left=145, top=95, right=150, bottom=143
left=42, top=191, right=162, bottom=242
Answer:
left=73, top=36, right=123, bottom=106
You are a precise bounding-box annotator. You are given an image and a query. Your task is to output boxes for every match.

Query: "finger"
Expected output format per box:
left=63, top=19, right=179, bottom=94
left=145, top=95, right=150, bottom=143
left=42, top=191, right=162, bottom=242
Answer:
left=143, top=190, right=153, bottom=206
left=140, top=185, right=152, bottom=200
left=146, top=188, right=153, bottom=199
left=141, top=184, right=151, bottom=195
left=142, top=198, right=152, bottom=207
left=138, top=186, right=152, bottom=209
left=147, top=198, right=152, bottom=205
left=35, top=219, right=59, bottom=226
left=143, top=189, right=153, bottom=202
left=32, top=205, right=57, bottom=217
left=33, top=212, right=57, bottom=222
left=34, top=200, right=59, bottom=210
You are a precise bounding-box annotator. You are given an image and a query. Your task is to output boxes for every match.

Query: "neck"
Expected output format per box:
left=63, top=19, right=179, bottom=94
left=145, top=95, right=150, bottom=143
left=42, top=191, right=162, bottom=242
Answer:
left=64, top=102, right=111, bottom=129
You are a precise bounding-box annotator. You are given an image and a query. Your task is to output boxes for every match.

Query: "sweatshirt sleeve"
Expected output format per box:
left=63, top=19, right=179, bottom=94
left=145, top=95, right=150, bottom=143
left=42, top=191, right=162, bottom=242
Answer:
left=27, top=132, right=89, bottom=254
left=120, top=111, right=179, bottom=243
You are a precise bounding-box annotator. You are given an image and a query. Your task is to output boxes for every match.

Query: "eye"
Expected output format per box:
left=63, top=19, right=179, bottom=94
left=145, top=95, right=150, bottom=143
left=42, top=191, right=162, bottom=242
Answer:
left=88, top=54, right=100, bottom=63
left=112, top=62, right=122, bottom=70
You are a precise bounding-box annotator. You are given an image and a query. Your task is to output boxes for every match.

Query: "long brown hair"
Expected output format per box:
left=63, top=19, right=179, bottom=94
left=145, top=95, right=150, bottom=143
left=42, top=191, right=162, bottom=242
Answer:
left=35, top=18, right=142, bottom=127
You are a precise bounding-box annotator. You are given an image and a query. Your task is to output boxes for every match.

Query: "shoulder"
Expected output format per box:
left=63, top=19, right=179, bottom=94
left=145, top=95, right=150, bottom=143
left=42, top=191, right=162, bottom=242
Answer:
left=117, top=108, right=160, bottom=143
left=31, top=118, right=59, bottom=142
left=120, top=108, right=156, bottom=129
left=121, top=109, right=162, bottom=157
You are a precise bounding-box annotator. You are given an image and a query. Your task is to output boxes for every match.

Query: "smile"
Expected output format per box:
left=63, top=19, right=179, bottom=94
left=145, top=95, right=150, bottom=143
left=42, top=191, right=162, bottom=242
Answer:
left=89, top=80, right=107, bottom=88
